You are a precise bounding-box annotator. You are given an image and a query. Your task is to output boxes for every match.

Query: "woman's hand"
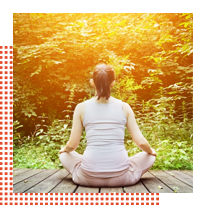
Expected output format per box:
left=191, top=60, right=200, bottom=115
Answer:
left=59, top=147, right=68, bottom=155
left=149, top=148, right=157, bottom=157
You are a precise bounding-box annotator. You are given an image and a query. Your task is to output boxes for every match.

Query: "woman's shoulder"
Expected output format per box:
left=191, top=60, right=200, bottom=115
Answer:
left=121, top=101, right=130, bottom=108
left=121, top=101, right=133, bottom=114
left=111, top=97, right=131, bottom=109
left=75, top=101, right=85, bottom=112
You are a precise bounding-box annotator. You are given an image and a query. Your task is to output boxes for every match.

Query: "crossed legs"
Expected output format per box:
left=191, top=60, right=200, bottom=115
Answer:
left=59, top=151, right=156, bottom=187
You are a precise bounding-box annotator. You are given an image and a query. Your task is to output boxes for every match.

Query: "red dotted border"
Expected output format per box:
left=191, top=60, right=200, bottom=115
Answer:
left=0, top=45, right=159, bottom=204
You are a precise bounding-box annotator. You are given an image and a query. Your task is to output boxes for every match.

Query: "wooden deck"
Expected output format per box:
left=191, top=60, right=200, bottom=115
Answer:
left=13, top=169, right=193, bottom=193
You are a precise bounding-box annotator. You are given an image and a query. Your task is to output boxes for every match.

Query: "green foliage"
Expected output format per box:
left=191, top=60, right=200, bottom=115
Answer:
left=13, top=13, right=193, bottom=129
left=13, top=145, right=58, bottom=169
left=13, top=13, right=193, bottom=170
left=36, top=118, right=87, bottom=166
left=154, top=139, right=193, bottom=170
left=37, top=119, right=71, bottom=165
left=124, top=121, right=193, bottom=170
left=13, top=120, right=24, bottom=147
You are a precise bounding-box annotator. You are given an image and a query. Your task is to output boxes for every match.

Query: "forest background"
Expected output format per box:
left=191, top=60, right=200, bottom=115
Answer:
left=13, top=13, right=193, bottom=170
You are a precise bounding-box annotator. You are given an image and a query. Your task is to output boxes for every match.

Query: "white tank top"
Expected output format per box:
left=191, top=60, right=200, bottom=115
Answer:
left=80, top=98, right=130, bottom=177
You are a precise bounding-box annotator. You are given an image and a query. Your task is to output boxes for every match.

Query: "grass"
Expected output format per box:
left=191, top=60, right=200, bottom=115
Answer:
left=13, top=138, right=193, bottom=170
left=13, top=118, right=193, bottom=170
left=13, top=145, right=61, bottom=169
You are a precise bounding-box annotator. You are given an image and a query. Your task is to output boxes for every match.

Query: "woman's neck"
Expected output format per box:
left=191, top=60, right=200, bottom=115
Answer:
left=92, top=96, right=115, bottom=103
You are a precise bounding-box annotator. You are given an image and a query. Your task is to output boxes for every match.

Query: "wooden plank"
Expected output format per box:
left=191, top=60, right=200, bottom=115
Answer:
left=100, top=187, right=124, bottom=193
left=179, top=170, right=193, bottom=177
left=50, top=174, right=77, bottom=193
left=12, top=169, right=193, bottom=193
left=13, top=169, right=44, bottom=184
left=13, top=169, right=31, bottom=176
left=13, top=169, right=59, bottom=193
left=164, top=170, right=193, bottom=187
left=141, top=172, right=173, bottom=193
left=25, top=169, right=68, bottom=193
left=75, top=186, right=99, bottom=193
left=150, top=170, right=193, bottom=193
left=124, top=180, right=149, bottom=193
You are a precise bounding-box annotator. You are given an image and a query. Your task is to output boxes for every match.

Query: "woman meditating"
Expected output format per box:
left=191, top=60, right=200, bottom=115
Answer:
left=59, top=63, right=156, bottom=187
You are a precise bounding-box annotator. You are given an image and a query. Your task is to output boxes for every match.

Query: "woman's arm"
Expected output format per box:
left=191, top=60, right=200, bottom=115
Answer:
left=122, top=102, right=156, bottom=156
left=59, top=102, right=84, bottom=154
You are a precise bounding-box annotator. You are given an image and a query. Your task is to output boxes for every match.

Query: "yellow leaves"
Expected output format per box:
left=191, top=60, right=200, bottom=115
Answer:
left=115, top=20, right=127, bottom=27
left=179, top=22, right=192, bottom=28
left=78, top=22, right=84, bottom=27
left=98, top=18, right=109, bottom=24
left=107, top=32, right=116, bottom=37
left=30, top=13, right=43, bottom=18
left=77, top=20, right=87, bottom=28
left=30, top=65, right=42, bottom=77
left=180, top=13, right=193, bottom=19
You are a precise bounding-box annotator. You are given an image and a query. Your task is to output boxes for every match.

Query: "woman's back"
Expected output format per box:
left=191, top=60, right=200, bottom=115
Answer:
left=81, top=97, right=130, bottom=177
left=59, top=63, right=156, bottom=186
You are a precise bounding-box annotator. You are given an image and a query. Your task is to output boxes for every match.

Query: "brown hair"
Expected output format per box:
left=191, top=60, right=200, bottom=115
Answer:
left=93, top=64, right=115, bottom=100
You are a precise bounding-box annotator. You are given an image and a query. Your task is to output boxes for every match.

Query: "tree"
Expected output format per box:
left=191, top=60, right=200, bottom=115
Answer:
left=13, top=13, right=193, bottom=135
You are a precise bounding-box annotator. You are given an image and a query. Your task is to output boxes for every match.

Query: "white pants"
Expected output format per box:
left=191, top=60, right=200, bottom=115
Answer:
left=60, top=151, right=156, bottom=187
